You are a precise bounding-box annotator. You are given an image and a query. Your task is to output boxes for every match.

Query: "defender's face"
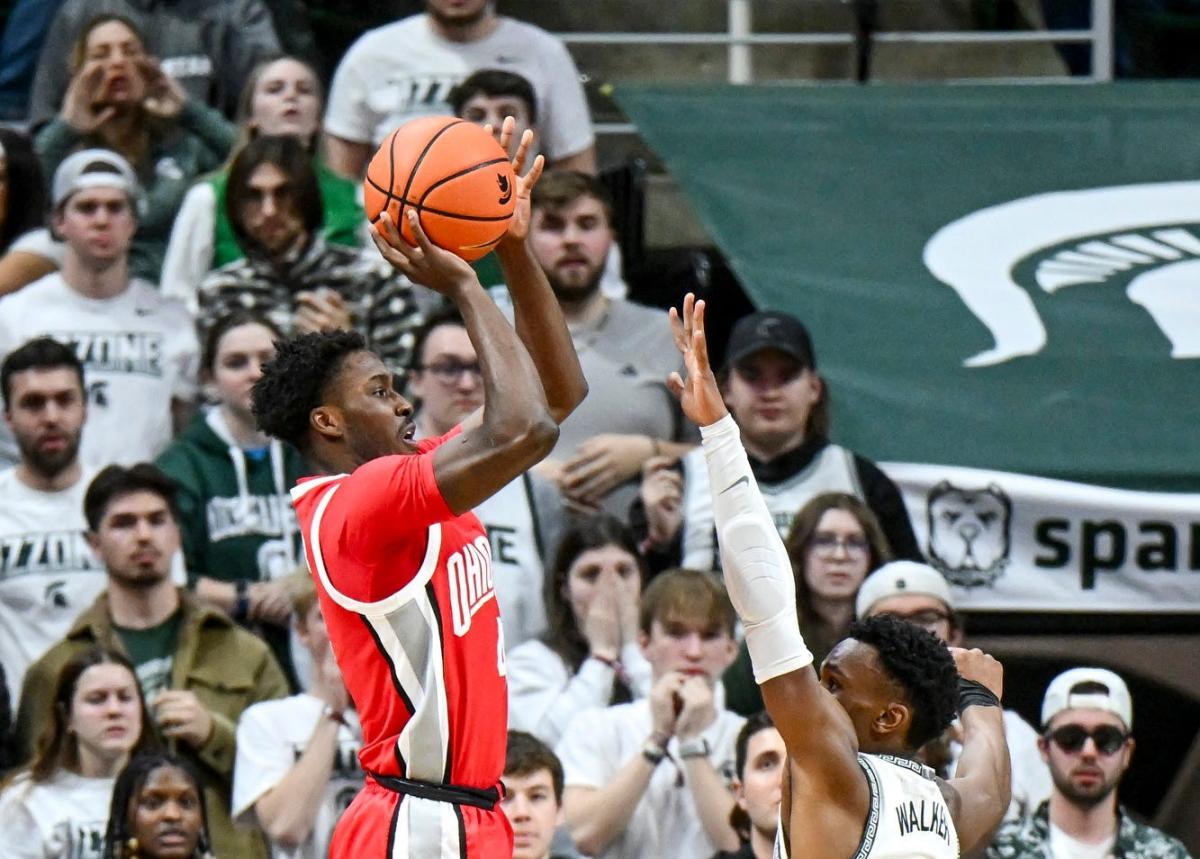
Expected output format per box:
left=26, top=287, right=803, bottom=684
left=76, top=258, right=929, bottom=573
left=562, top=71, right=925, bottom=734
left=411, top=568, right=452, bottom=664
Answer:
left=327, top=351, right=417, bottom=463
left=820, top=639, right=909, bottom=753
left=722, top=350, right=821, bottom=450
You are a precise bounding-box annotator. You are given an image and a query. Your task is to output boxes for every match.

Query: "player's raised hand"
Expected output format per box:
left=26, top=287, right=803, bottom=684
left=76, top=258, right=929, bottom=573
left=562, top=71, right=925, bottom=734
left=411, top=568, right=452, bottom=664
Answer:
left=667, top=294, right=729, bottom=428
left=496, top=116, right=544, bottom=244
left=950, top=646, right=1004, bottom=701
left=370, top=210, right=478, bottom=296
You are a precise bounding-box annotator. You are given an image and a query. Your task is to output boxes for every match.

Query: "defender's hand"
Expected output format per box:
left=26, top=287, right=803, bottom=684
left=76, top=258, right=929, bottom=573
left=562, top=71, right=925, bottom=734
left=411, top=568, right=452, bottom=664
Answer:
left=667, top=294, right=728, bottom=428
left=950, top=647, right=1004, bottom=701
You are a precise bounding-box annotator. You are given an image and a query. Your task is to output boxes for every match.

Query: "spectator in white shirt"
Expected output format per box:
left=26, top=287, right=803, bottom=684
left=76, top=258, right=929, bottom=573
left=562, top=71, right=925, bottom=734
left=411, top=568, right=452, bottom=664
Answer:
left=0, top=647, right=154, bottom=859
left=507, top=514, right=651, bottom=746
left=556, top=568, right=745, bottom=859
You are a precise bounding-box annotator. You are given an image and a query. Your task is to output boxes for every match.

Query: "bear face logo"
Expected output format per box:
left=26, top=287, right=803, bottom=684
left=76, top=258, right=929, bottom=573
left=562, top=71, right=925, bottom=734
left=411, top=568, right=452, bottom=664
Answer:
left=926, top=481, right=1012, bottom=587
left=497, top=174, right=512, bottom=205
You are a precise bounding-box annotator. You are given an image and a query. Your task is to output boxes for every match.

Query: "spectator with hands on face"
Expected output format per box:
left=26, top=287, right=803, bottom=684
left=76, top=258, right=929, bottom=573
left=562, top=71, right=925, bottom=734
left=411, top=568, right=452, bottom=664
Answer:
left=35, top=14, right=235, bottom=282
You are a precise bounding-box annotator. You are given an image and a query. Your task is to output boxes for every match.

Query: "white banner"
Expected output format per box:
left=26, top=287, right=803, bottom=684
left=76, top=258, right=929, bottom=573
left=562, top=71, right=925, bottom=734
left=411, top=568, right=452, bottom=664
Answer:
left=880, top=462, right=1200, bottom=613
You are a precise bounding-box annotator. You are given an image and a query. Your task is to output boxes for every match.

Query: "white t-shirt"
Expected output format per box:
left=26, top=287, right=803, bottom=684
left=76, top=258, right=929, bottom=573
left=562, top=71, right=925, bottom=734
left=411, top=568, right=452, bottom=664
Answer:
left=232, top=694, right=364, bottom=859
left=324, top=14, right=594, bottom=161
left=555, top=696, right=744, bottom=859
left=0, top=771, right=114, bottom=859
left=507, top=639, right=652, bottom=747
left=1047, top=822, right=1116, bottom=859
left=0, top=467, right=104, bottom=707
left=0, top=274, right=199, bottom=469
left=9, top=229, right=66, bottom=266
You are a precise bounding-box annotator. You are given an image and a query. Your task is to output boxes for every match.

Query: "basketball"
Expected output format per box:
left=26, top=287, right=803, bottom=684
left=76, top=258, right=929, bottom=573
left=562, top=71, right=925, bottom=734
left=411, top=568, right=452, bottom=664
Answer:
left=363, top=116, right=517, bottom=262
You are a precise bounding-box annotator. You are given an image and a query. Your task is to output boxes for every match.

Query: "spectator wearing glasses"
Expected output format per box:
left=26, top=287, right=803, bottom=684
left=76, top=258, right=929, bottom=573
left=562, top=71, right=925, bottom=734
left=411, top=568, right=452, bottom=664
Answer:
left=721, top=492, right=891, bottom=717
left=407, top=307, right=567, bottom=648
left=857, top=561, right=1052, bottom=823
left=195, top=134, right=420, bottom=373
left=635, top=310, right=920, bottom=576
left=986, top=667, right=1191, bottom=859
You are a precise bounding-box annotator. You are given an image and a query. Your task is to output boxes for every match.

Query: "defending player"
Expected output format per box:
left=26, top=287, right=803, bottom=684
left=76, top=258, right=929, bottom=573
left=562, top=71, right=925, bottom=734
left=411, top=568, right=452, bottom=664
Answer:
left=250, top=125, right=587, bottom=858
left=665, top=295, right=1011, bottom=859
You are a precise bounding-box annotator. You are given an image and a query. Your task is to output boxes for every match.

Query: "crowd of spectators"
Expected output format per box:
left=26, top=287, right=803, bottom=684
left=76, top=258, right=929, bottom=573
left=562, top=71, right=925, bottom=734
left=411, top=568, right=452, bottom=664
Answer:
left=0, top=1, right=1193, bottom=858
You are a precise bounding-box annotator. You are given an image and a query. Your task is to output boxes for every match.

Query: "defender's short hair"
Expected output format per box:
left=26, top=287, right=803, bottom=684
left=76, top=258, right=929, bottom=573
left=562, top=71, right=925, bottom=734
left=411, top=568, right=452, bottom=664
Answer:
left=847, top=614, right=959, bottom=749
left=251, top=330, right=367, bottom=451
left=1, top=337, right=85, bottom=408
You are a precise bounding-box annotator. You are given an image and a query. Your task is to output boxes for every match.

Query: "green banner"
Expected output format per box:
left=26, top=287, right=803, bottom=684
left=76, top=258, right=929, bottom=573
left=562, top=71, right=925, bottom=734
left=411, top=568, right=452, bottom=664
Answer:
left=616, top=83, right=1200, bottom=491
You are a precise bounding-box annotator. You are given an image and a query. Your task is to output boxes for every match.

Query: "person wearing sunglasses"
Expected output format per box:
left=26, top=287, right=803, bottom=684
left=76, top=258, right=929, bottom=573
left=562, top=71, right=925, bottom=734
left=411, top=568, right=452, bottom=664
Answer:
left=856, top=561, right=1052, bottom=823
left=986, top=667, right=1191, bottom=859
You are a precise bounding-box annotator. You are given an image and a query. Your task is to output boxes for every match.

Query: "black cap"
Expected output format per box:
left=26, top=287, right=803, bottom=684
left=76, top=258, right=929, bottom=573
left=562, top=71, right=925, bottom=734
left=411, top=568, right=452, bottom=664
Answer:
left=723, top=311, right=816, bottom=371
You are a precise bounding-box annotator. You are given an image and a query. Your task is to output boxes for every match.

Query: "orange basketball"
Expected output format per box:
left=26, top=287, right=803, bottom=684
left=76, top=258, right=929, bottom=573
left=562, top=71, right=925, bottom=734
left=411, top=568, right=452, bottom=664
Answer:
left=363, top=116, right=516, bottom=262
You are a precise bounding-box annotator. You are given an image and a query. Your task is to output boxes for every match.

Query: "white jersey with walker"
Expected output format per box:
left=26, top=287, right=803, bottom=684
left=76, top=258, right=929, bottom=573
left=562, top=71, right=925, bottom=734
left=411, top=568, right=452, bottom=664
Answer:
left=773, top=753, right=959, bottom=859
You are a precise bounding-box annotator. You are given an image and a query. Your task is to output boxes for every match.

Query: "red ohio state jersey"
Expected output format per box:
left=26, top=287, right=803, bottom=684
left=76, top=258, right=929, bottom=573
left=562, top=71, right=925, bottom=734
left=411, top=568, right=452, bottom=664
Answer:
left=290, top=429, right=508, bottom=791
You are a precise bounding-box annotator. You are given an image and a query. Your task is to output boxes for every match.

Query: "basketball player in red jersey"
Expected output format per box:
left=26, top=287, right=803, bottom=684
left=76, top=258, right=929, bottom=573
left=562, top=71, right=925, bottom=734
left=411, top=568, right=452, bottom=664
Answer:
left=250, top=123, right=587, bottom=858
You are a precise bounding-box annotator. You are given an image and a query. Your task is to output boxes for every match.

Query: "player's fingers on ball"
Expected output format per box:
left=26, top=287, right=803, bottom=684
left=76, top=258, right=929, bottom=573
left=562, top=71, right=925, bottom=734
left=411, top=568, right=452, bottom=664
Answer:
left=406, top=211, right=436, bottom=254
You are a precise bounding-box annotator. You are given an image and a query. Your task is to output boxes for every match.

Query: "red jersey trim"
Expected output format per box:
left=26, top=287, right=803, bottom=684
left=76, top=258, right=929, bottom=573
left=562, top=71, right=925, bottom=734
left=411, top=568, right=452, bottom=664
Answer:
left=305, top=481, right=444, bottom=616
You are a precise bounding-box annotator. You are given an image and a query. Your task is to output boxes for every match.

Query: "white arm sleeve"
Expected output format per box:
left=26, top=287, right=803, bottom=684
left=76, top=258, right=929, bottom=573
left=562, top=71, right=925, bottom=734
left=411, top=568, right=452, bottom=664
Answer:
left=701, top=414, right=813, bottom=683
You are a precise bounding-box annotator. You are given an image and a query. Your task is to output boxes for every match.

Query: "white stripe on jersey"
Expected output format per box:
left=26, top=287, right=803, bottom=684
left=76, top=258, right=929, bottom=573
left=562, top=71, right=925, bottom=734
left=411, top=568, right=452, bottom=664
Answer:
left=390, top=796, right=463, bottom=857
left=306, top=480, right=443, bottom=615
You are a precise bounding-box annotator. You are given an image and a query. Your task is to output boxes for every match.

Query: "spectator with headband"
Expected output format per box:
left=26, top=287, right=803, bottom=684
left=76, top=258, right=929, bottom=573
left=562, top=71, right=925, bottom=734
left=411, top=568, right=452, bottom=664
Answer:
left=856, top=560, right=1052, bottom=822
left=635, top=309, right=920, bottom=573
left=0, top=149, right=199, bottom=470
left=987, top=668, right=1192, bottom=859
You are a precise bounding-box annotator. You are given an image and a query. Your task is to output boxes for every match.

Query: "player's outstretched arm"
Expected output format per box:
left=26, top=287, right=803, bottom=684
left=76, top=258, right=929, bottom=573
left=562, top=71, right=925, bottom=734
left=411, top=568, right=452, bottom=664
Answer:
left=493, top=118, right=588, bottom=425
left=943, top=648, right=1012, bottom=855
left=372, top=211, right=558, bottom=514
left=666, top=296, right=864, bottom=798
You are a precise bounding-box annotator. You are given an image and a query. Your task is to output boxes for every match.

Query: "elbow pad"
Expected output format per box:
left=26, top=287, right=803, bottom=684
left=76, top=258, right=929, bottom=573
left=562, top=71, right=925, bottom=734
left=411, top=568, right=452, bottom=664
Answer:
left=702, top=415, right=813, bottom=683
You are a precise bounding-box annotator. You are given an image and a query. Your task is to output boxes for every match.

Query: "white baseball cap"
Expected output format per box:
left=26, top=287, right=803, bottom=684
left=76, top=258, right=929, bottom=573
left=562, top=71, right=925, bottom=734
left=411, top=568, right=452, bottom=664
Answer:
left=1041, top=667, right=1132, bottom=730
left=855, top=560, right=955, bottom=620
left=52, top=148, right=142, bottom=211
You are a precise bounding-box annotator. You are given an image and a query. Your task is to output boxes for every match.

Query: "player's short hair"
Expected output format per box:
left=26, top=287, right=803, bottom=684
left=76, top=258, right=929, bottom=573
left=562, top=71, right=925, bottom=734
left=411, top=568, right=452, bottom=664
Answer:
left=84, top=464, right=180, bottom=532
left=251, top=330, right=367, bottom=452
left=407, top=306, right=467, bottom=375
left=639, top=568, right=736, bottom=637
left=531, top=170, right=614, bottom=227
left=505, top=730, right=564, bottom=804
left=226, top=134, right=323, bottom=254
left=847, top=614, right=959, bottom=749
left=201, top=310, right=283, bottom=375
left=448, top=69, right=538, bottom=124
left=1, top=337, right=85, bottom=408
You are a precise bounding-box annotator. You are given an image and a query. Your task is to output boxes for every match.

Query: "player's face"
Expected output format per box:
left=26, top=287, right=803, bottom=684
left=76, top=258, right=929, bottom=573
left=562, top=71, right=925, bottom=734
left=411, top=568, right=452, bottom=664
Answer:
left=501, top=769, right=560, bottom=859
left=803, top=509, right=871, bottom=602
left=238, top=162, right=306, bottom=257
left=736, top=726, right=786, bottom=839
left=1040, top=710, right=1132, bottom=809
left=54, top=187, right=136, bottom=265
left=408, top=324, right=482, bottom=436
left=129, top=765, right=204, bottom=859
left=722, top=350, right=821, bottom=451
left=529, top=196, right=612, bottom=305
left=564, top=543, right=641, bottom=625
left=426, top=0, right=491, bottom=27
left=640, top=612, right=737, bottom=685
left=85, top=20, right=147, bottom=106
left=329, top=351, right=417, bottom=463
left=460, top=93, right=533, bottom=158
left=209, top=323, right=276, bottom=420
left=250, top=58, right=321, bottom=141
left=5, top=366, right=86, bottom=479
left=70, top=662, right=142, bottom=766
left=87, top=491, right=180, bottom=588
left=820, top=639, right=911, bottom=753
left=867, top=593, right=959, bottom=646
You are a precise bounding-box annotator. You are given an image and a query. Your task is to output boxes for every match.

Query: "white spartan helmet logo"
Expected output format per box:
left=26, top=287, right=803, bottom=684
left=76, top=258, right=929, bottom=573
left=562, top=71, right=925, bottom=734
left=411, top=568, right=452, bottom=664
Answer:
left=923, top=181, right=1200, bottom=367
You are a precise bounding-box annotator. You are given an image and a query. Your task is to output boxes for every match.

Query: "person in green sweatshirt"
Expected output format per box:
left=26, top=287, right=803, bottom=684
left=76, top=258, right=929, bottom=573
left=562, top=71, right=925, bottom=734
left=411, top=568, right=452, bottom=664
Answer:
left=157, top=311, right=306, bottom=687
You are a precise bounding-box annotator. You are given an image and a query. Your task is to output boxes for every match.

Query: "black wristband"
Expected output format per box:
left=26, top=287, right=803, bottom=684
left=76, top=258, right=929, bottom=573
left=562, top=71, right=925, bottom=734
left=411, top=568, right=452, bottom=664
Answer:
left=232, top=580, right=250, bottom=622
left=958, top=677, right=1001, bottom=712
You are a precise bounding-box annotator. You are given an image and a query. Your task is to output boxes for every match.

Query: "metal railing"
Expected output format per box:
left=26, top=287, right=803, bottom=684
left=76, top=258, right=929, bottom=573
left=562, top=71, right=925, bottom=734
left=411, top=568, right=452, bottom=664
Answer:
left=557, top=0, right=1114, bottom=134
